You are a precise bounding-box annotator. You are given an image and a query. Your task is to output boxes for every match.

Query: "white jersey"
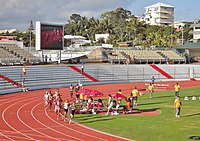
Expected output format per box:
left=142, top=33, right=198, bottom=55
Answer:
left=64, top=102, right=69, bottom=109
left=44, top=94, right=49, bottom=101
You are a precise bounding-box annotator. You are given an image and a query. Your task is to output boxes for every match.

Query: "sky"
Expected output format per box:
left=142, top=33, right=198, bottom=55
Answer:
left=0, top=0, right=200, bottom=31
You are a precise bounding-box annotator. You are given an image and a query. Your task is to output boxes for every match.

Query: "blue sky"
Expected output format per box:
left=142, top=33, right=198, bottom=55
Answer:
left=0, top=0, right=199, bottom=31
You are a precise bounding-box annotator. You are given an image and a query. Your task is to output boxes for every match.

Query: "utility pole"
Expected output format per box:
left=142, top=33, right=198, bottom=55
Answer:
left=29, top=21, right=34, bottom=53
left=181, top=26, right=184, bottom=45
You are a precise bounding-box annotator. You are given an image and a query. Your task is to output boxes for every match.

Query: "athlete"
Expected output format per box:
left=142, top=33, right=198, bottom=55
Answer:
left=63, top=100, right=69, bottom=122
left=22, top=64, right=26, bottom=84
left=105, top=94, right=114, bottom=115
left=174, top=96, right=182, bottom=118
left=43, top=91, right=49, bottom=109
left=174, top=83, right=180, bottom=97
left=132, top=86, right=139, bottom=106
left=69, top=102, right=76, bottom=124
left=69, top=84, right=74, bottom=98
left=148, top=83, right=154, bottom=98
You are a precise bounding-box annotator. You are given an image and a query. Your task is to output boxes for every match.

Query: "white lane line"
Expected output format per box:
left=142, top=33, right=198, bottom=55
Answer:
left=31, top=102, right=82, bottom=141
left=0, top=132, right=14, bottom=141
left=17, top=99, right=61, bottom=141
left=44, top=105, right=108, bottom=141
left=2, top=98, right=38, bottom=141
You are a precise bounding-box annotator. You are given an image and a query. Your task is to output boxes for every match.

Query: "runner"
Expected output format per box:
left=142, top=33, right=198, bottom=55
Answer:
left=43, top=91, right=49, bottom=109
left=69, top=84, right=74, bottom=98
left=48, top=91, right=53, bottom=111
left=69, top=101, right=76, bottom=124
left=75, top=83, right=80, bottom=103
left=55, top=96, right=62, bottom=120
left=63, top=99, right=69, bottom=122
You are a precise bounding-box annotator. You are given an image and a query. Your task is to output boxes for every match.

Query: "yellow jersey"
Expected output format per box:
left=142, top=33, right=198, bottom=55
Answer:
left=80, top=93, right=84, bottom=100
left=132, top=89, right=138, bottom=97
left=148, top=85, right=153, bottom=91
left=174, top=99, right=181, bottom=108
left=22, top=67, right=26, bottom=73
left=174, top=85, right=180, bottom=92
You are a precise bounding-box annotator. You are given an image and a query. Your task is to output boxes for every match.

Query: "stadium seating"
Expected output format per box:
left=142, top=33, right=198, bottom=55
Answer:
left=0, top=47, right=21, bottom=65
left=106, top=49, right=185, bottom=64
left=0, top=64, right=198, bottom=94
left=4, top=45, right=40, bottom=63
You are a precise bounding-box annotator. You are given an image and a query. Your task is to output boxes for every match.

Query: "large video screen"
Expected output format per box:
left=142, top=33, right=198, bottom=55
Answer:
left=36, top=22, right=63, bottom=50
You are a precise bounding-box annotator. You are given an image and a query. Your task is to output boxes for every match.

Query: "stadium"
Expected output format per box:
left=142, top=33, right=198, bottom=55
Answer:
left=0, top=19, right=200, bottom=141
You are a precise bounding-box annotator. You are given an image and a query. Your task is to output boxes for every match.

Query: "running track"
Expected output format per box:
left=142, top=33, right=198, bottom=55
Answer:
left=0, top=81, right=199, bottom=141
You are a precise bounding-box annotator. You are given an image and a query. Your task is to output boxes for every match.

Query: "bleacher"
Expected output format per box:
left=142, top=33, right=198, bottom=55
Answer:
left=160, top=50, right=185, bottom=60
left=3, top=44, right=40, bottom=63
left=1, top=64, right=196, bottom=95
left=107, top=49, right=185, bottom=64
left=0, top=46, right=21, bottom=65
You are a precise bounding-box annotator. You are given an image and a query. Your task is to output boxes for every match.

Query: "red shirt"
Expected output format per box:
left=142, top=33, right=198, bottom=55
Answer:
left=97, top=101, right=103, bottom=108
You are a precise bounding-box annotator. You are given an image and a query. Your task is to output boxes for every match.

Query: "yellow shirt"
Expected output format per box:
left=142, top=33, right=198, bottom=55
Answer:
left=174, top=99, right=181, bottom=107
left=148, top=85, right=153, bottom=91
left=132, top=89, right=138, bottom=97
left=174, top=85, right=180, bottom=92
left=80, top=93, right=84, bottom=100
left=22, top=67, right=26, bottom=73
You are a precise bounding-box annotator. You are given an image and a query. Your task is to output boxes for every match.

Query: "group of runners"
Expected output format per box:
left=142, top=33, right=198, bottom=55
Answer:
left=43, top=89, right=76, bottom=124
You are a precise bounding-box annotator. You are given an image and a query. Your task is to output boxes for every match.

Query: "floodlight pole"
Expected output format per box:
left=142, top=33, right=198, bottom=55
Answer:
left=29, top=21, right=34, bottom=53
left=181, top=27, right=184, bottom=45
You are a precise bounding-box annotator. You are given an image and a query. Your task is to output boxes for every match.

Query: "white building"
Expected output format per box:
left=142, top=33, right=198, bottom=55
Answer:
left=95, top=34, right=110, bottom=42
left=144, top=3, right=174, bottom=26
left=174, top=21, right=190, bottom=30
left=191, top=23, right=200, bottom=42
left=0, top=29, right=17, bottom=34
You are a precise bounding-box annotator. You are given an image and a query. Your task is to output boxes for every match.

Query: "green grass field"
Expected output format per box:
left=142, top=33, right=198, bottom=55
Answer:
left=74, top=87, right=200, bottom=141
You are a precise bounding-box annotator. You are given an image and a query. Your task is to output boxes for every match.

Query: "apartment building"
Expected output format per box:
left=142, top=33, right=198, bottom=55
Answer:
left=144, top=3, right=174, bottom=26
left=191, top=23, right=200, bottom=42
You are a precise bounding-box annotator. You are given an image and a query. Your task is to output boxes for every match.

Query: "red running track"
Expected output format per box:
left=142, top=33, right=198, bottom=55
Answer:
left=0, top=80, right=199, bottom=141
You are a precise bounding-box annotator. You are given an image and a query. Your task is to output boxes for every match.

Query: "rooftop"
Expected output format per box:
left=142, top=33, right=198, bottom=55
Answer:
left=177, top=43, right=200, bottom=49
left=145, top=2, right=174, bottom=8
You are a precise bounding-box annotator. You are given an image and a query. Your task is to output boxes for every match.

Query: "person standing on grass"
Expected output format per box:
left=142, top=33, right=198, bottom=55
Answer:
left=148, top=83, right=154, bottom=98
left=132, top=87, right=139, bottom=106
left=174, top=83, right=181, bottom=97
left=105, top=94, right=114, bottom=115
left=174, top=96, right=182, bottom=118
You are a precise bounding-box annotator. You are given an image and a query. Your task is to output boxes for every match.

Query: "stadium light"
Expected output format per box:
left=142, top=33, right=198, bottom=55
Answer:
left=29, top=21, right=34, bottom=53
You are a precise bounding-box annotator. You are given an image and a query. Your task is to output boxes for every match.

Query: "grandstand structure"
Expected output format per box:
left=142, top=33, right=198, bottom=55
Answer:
left=0, top=44, right=40, bottom=65
left=0, top=64, right=199, bottom=94
left=100, top=48, right=186, bottom=64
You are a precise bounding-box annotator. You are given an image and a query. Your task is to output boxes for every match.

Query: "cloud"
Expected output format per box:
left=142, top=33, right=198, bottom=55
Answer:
left=0, top=0, right=134, bottom=31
